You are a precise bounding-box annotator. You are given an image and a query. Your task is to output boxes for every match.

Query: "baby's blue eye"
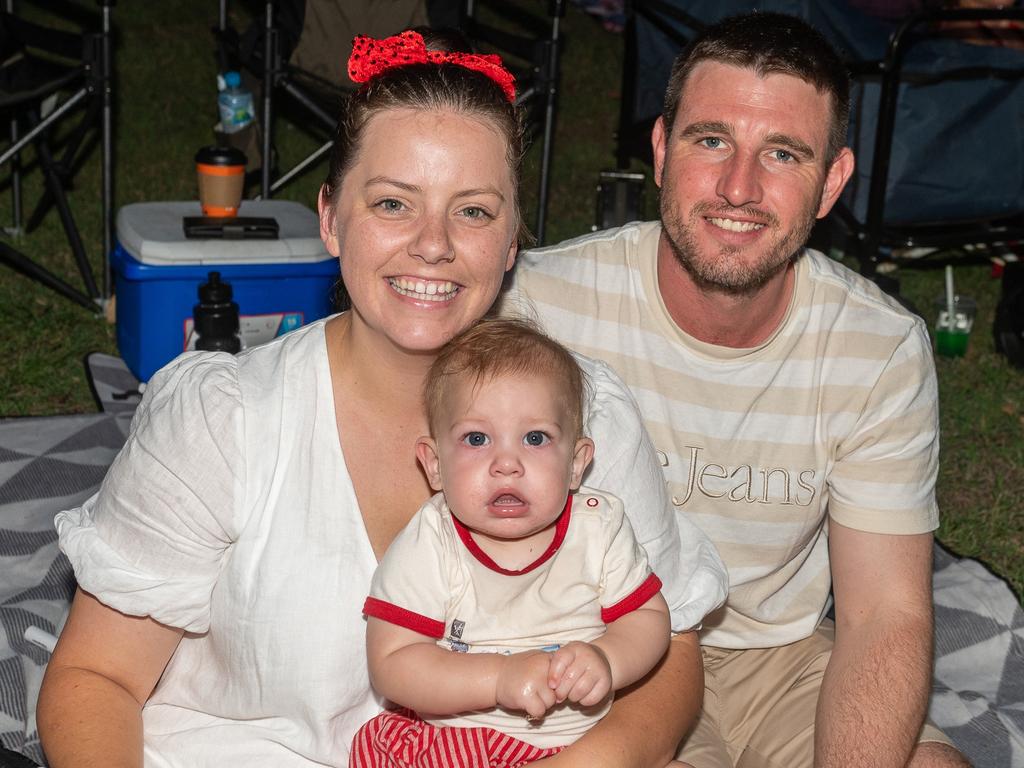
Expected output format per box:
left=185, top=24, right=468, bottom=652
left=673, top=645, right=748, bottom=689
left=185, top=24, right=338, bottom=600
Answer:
left=524, top=431, right=549, bottom=446
left=463, top=432, right=489, bottom=447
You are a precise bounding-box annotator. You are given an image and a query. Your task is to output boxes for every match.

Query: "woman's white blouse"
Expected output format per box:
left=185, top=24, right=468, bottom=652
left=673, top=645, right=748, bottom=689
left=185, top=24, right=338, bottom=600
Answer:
left=56, top=317, right=726, bottom=767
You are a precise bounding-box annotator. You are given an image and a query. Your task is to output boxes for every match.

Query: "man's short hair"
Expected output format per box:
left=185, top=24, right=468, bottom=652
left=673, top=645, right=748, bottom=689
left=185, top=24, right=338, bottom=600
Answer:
left=662, top=12, right=850, bottom=164
left=424, top=317, right=588, bottom=440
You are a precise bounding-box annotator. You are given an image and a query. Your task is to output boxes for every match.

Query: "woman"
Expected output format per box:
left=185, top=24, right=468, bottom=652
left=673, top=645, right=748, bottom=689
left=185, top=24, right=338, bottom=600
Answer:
left=37, top=31, right=725, bottom=768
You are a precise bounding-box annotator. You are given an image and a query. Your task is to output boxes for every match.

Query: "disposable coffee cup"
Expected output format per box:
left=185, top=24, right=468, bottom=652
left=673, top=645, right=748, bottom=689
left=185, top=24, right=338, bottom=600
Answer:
left=934, top=295, right=977, bottom=358
left=195, top=145, right=246, bottom=217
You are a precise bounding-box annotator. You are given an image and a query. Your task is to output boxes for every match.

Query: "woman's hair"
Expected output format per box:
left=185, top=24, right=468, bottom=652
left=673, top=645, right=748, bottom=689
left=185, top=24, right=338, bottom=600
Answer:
left=424, top=317, right=589, bottom=440
left=321, top=27, right=528, bottom=242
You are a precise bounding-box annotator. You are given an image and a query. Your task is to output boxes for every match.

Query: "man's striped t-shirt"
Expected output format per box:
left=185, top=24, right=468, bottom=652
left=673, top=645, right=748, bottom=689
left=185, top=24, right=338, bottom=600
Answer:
left=499, top=221, right=939, bottom=649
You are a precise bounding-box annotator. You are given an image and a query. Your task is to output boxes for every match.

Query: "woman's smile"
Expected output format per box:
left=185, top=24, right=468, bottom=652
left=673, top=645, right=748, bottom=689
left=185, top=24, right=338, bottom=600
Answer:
left=387, top=277, right=461, bottom=302
left=321, top=107, right=518, bottom=355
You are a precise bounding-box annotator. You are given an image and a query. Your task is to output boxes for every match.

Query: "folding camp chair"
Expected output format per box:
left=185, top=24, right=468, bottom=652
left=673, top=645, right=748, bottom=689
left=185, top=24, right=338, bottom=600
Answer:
left=0, top=0, right=114, bottom=310
left=828, top=6, right=1024, bottom=277
left=217, top=0, right=564, bottom=246
left=215, top=0, right=351, bottom=202
left=460, top=0, right=564, bottom=245
left=613, top=1, right=1024, bottom=281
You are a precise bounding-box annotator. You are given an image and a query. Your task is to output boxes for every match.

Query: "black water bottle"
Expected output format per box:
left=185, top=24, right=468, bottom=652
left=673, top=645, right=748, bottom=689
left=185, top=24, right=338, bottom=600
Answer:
left=193, top=271, right=241, bottom=353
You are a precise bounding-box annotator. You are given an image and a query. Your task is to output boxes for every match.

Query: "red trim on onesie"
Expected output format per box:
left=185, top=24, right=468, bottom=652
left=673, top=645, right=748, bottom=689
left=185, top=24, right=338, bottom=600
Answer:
left=451, top=495, right=573, bottom=575
left=363, top=596, right=445, bottom=638
left=601, top=573, right=663, bottom=624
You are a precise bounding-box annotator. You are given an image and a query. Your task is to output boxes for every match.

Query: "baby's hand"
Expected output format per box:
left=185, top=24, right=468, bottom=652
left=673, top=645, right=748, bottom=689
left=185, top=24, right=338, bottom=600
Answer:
left=495, top=651, right=557, bottom=720
left=547, top=642, right=612, bottom=707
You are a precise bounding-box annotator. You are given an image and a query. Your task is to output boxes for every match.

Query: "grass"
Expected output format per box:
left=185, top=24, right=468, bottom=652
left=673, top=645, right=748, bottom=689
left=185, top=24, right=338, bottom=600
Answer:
left=899, top=262, right=1024, bottom=596
left=1, top=0, right=1022, bottom=597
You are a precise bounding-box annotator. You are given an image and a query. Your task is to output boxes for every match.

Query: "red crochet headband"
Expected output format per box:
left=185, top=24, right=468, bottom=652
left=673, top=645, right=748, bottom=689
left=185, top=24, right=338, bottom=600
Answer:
left=347, top=30, right=517, bottom=104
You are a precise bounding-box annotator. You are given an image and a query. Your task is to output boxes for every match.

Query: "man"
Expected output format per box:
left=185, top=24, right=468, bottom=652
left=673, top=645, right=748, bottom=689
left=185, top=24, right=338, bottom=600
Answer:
left=500, top=12, right=970, bottom=768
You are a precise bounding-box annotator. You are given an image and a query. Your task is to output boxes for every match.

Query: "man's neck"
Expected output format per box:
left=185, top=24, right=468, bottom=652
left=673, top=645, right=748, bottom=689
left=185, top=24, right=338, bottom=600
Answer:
left=656, top=233, right=797, bottom=348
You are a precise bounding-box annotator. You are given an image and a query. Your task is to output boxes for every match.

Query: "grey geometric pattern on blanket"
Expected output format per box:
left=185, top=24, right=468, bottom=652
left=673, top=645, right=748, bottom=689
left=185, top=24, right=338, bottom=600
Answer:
left=0, top=412, right=133, bottom=766
left=83, top=352, right=144, bottom=415
left=1, top=369, right=1023, bottom=765
left=930, top=546, right=1024, bottom=766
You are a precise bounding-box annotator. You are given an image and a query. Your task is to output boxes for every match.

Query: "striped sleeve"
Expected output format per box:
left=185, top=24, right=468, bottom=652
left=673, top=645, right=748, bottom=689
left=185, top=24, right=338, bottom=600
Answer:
left=828, top=320, right=939, bottom=534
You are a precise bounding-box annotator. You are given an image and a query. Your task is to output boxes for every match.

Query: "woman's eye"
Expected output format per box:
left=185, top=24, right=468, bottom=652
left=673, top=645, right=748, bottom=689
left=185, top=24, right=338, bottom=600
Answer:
left=463, top=432, right=489, bottom=447
left=377, top=199, right=404, bottom=212
left=700, top=137, right=724, bottom=150
left=460, top=206, right=491, bottom=221
left=524, top=431, right=549, bottom=446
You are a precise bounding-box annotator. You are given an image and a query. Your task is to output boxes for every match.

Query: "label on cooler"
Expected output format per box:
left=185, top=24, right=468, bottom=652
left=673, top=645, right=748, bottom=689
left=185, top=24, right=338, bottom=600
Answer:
left=184, top=312, right=303, bottom=352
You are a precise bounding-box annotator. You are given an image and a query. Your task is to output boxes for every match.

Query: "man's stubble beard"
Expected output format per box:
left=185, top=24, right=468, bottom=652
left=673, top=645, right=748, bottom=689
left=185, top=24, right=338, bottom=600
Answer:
left=659, top=172, right=821, bottom=298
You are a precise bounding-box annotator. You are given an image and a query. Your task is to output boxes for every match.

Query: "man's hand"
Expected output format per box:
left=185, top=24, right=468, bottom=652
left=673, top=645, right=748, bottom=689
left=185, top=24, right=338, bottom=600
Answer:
left=548, top=641, right=613, bottom=707
left=495, top=651, right=557, bottom=719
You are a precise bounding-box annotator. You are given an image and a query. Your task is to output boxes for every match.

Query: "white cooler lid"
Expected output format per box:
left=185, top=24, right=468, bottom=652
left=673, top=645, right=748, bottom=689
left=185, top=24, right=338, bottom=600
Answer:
left=116, top=200, right=332, bottom=265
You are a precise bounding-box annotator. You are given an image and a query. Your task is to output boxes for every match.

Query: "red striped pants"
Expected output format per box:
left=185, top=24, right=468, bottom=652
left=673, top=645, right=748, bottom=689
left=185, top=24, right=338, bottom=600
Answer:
left=350, top=709, right=563, bottom=768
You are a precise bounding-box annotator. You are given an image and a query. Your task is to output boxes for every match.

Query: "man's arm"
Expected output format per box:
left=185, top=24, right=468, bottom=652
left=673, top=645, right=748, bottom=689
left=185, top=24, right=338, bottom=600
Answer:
left=817, top=522, right=934, bottom=768
left=535, top=630, right=702, bottom=768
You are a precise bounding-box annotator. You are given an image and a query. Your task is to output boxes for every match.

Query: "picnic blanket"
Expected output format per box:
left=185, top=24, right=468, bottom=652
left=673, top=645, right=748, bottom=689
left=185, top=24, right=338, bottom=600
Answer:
left=1, top=359, right=1022, bottom=766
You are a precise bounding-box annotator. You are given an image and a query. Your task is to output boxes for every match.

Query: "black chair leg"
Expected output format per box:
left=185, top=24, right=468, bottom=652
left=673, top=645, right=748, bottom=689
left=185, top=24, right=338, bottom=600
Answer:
left=0, top=239, right=97, bottom=310
left=25, top=99, right=100, bottom=233
left=33, top=130, right=100, bottom=300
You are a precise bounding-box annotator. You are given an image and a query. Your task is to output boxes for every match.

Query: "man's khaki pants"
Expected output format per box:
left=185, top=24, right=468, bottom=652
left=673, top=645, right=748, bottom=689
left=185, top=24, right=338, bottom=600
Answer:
left=677, top=621, right=952, bottom=767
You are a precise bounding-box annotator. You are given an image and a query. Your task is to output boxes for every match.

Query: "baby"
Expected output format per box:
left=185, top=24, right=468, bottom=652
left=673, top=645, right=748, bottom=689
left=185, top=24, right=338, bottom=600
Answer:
left=351, top=318, right=673, bottom=767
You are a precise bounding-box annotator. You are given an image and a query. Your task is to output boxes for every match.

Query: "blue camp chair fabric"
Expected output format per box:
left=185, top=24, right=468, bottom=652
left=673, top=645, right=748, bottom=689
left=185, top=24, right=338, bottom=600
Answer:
left=630, top=0, right=1024, bottom=226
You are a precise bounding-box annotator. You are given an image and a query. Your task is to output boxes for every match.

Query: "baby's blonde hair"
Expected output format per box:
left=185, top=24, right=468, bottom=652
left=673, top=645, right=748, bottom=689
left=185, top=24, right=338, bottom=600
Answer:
left=424, top=317, right=588, bottom=439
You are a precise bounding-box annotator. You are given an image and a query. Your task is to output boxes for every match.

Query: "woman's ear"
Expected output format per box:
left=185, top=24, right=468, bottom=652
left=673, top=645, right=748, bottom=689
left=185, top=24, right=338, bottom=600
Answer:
left=319, top=186, right=341, bottom=258
left=415, top=436, right=444, bottom=491
left=504, top=235, right=518, bottom=273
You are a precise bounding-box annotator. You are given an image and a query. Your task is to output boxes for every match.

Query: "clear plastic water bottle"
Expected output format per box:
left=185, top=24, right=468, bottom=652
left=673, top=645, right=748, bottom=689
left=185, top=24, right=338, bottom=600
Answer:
left=217, top=71, right=254, bottom=134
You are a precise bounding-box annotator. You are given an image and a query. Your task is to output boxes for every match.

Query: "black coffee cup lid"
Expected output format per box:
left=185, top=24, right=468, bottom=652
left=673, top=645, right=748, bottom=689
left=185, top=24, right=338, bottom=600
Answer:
left=195, top=145, right=247, bottom=166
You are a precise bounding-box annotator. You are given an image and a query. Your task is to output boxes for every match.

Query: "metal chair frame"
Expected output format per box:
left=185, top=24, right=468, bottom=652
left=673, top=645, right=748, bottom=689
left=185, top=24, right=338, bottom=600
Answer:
left=828, top=7, right=1024, bottom=276
left=613, top=3, right=1024, bottom=276
left=461, top=0, right=565, bottom=245
left=216, top=0, right=346, bottom=202
left=216, top=0, right=565, bottom=244
left=0, top=0, right=114, bottom=310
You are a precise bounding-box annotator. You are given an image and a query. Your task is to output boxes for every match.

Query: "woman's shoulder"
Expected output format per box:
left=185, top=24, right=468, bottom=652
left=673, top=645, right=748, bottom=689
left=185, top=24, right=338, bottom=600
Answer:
left=136, top=316, right=334, bottom=442
left=570, top=351, right=644, bottom=432
left=233, top=316, right=332, bottom=380
left=141, top=351, right=241, bottom=416
left=143, top=314, right=330, bottom=399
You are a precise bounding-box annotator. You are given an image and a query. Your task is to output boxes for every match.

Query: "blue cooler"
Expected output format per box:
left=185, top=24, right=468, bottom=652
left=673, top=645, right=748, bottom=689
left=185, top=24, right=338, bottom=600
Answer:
left=113, top=200, right=339, bottom=382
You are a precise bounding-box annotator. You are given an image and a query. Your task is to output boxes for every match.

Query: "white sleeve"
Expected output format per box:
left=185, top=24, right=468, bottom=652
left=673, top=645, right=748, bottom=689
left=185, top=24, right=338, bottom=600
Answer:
left=365, top=498, right=452, bottom=639
left=55, top=352, right=244, bottom=633
left=587, top=490, right=662, bottom=623
left=578, top=356, right=728, bottom=632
